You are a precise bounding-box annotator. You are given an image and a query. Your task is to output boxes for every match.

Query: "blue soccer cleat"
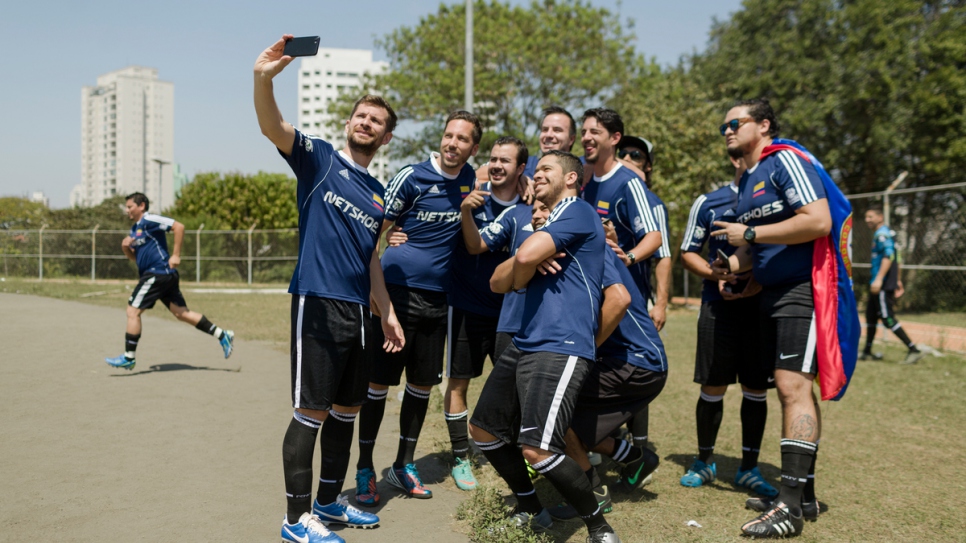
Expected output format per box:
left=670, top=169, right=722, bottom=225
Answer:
left=680, top=459, right=716, bottom=488
left=105, top=355, right=136, bottom=370
left=451, top=457, right=478, bottom=491
left=313, top=494, right=379, bottom=529
left=281, top=513, right=344, bottom=543
left=387, top=463, right=432, bottom=499
left=219, top=330, right=234, bottom=359
left=735, top=466, right=779, bottom=497
left=354, top=467, right=380, bottom=506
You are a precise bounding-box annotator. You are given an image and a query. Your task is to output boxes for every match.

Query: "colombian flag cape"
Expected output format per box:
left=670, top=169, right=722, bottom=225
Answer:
left=760, top=139, right=859, bottom=400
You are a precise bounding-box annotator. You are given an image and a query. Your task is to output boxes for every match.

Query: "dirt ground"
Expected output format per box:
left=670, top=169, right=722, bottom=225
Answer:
left=0, top=293, right=469, bottom=542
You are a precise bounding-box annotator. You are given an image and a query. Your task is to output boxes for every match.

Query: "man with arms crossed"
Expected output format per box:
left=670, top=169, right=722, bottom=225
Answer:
left=712, top=98, right=828, bottom=537
left=354, top=111, right=480, bottom=504
left=679, top=155, right=777, bottom=497
left=470, top=151, right=622, bottom=543
left=105, top=192, right=234, bottom=369
left=255, top=35, right=404, bottom=543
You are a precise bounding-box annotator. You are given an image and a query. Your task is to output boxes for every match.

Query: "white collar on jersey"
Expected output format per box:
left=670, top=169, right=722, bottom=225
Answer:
left=487, top=186, right=520, bottom=207
left=592, top=162, right=623, bottom=182
left=430, top=152, right=460, bottom=180
left=338, top=150, right=369, bottom=174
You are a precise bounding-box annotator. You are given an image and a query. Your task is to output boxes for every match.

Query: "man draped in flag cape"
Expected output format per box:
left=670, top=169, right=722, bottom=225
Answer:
left=711, top=98, right=856, bottom=538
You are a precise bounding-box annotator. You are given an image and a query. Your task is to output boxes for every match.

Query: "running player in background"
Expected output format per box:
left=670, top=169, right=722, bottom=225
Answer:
left=471, top=151, right=622, bottom=543
left=441, top=136, right=529, bottom=490
left=354, top=111, right=480, bottom=505
left=712, top=98, right=829, bottom=538
left=679, top=155, right=777, bottom=498
left=105, top=192, right=233, bottom=370
left=256, top=35, right=406, bottom=543
left=861, top=205, right=923, bottom=364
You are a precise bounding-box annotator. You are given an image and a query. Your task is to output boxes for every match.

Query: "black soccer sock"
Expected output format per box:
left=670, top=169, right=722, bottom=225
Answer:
left=777, top=439, right=817, bottom=512
left=609, top=439, right=640, bottom=465
left=803, top=441, right=819, bottom=503
left=475, top=439, right=542, bottom=514
left=356, top=387, right=387, bottom=471
left=195, top=315, right=223, bottom=339
left=586, top=466, right=602, bottom=489
left=283, top=411, right=321, bottom=522
left=534, top=453, right=611, bottom=533
left=864, top=323, right=877, bottom=353
left=394, top=384, right=430, bottom=468
left=892, top=325, right=917, bottom=351
left=629, top=406, right=649, bottom=450
left=316, top=410, right=356, bottom=506
left=740, top=390, right=768, bottom=470
left=124, top=333, right=140, bottom=359
left=696, top=392, right=724, bottom=463
left=445, top=410, right=470, bottom=460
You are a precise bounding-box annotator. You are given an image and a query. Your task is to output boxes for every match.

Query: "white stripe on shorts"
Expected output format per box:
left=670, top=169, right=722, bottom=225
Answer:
left=294, top=296, right=305, bottom=408
left=541, top=355, right=579, bottom=450
left=131, top=276, right=156, bottom=308
left=802, top=311, right=817, bottom=374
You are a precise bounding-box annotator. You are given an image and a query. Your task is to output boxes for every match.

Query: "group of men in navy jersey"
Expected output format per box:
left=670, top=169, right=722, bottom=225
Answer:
left=246, top=32, right=847, bottom=543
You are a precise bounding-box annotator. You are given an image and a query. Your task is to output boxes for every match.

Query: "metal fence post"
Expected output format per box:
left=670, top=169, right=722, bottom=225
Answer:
left=196, top=223, right=205, bottom=283
left=91, top=224, right=100, bottom=282
left=247, top=221, right=258, bottom=285
left=884, top=171, right=908, bottom=227
left=38, top=225, right=46, bottom=280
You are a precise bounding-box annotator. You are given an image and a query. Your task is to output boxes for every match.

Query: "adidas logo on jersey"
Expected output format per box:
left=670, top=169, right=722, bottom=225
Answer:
left=475, top=212, right=487, bottom=221
left=429, top=185, right=440, bottom=194
left=339, top=169, right=350, bottom=180
left=723, top=208, right=736, bottom=217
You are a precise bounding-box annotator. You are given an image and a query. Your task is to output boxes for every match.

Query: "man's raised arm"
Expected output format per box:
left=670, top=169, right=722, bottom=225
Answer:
left=254, top=35, right=297, bottom=155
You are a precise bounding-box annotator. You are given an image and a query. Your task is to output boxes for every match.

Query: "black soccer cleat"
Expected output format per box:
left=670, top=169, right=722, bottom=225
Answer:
left=741, top=500, right=804, bottom=538
left=746, top=497, right=819, bottom=521
left=618, top=447, right=660, bottom=491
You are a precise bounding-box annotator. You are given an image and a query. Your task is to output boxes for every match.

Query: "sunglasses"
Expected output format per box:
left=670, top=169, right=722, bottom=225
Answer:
left=618, top=149, right=647, bottom=161
left=719, top=117, right=754, bottom=136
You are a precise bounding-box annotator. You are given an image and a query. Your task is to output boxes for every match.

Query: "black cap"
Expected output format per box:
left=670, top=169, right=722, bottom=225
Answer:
left=617, top=135, right=654, bottom=165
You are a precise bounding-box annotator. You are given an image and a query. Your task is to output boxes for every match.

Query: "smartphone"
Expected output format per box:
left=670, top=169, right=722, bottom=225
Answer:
left=283, top=36, right=321, bottom=57
left=716, top=248, right=731, bottom=272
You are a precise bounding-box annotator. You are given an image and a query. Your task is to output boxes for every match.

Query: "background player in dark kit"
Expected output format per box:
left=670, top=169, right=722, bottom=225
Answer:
left=679, top=155, right=777, bottom=498
left=470, top=151, right=622, bottom=543
left=105, top=193, right=233, bottom=370
left=355, top=111, right=480, bottom=504
left=712, top=99, right=830, bottom=537
left=255, top=34, right=405, bottom=543
left=861, top=205, right=923, bottom=364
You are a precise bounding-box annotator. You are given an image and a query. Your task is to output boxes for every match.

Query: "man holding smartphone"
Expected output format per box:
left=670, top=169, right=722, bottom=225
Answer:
left=679, top=155, right=776, bottom=498
left=255, top=34, right=404, bottom=543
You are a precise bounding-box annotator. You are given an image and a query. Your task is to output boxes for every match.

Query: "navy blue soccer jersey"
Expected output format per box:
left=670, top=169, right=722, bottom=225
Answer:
left=581, top=163, right=658, bottom=295
left=381, top=153, right=476, bottom=292
left=129, top=214, right=176, bottom=277
left=513, top=197, right=605, bottom=360
left=448, top=188, right=522, bottom=317
left=479, top=202, right=536, bottom=333
left=279, top=129, right=386, bottom=306
left=680, top=183, right=740, bottom=303
left=634, top=189, right=672, bottom=301
left=599, top=250, right=667, bottom=372
left=735, top=149, right=827, bottom=287
left=522, top=155, right=540, bottom=180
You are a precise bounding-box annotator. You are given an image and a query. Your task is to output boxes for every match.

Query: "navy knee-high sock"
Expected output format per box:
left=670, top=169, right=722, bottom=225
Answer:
left=283, top=411, right=321, bottom=522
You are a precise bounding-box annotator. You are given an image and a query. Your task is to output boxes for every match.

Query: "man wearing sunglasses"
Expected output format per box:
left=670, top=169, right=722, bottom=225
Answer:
left=711, top=98, right=830, bottom=538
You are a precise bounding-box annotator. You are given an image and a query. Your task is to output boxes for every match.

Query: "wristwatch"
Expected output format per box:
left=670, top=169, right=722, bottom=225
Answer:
left=743, top=226, right=757, bottom=245
left=627, top=252, right=637, bottom=264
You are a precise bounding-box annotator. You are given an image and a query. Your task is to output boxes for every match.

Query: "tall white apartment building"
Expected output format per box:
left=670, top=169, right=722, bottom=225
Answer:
left=296, top=49, right=391, bottom=183
left=73, top=66, right=174, bottom=208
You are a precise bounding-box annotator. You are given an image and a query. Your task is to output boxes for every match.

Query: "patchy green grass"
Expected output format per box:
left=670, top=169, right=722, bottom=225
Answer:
left=7, top=278, right=966, bottom=542
left=901, top=311, right=966, bottom=329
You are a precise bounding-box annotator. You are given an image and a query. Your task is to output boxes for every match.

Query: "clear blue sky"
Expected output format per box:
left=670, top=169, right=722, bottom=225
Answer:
left=0, top=0, right=742, bottom=208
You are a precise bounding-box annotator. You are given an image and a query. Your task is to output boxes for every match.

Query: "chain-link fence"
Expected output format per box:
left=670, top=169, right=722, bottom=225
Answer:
left=674, top=182, right=966, bottom=316
left=0, top=227, right=298, bottom=284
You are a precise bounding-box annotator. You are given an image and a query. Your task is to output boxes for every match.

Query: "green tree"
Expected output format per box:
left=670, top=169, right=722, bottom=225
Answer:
left=0, top=197, right=49, bottom=229
left=328, top=0, right=645, bottom=163
left=169, top=171, right=298, bottom=282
